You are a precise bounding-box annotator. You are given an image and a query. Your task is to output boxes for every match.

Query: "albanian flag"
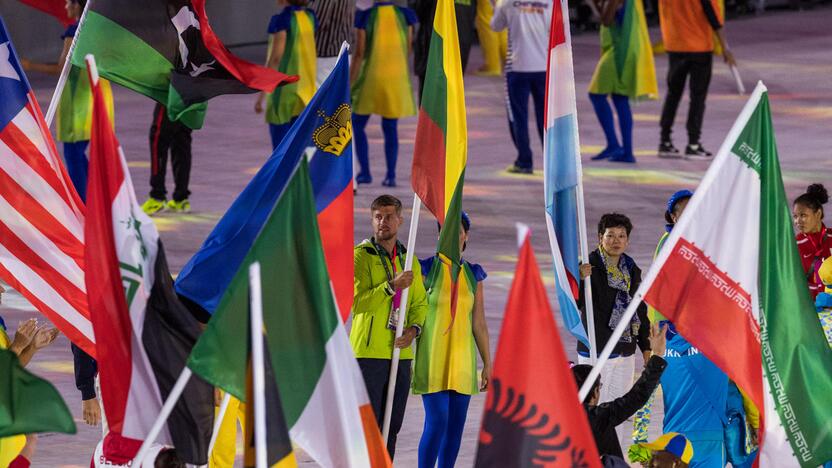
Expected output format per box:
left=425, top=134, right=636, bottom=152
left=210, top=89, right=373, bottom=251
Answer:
left=71, top=0, right=297, bottom=129
left=475, top=225, right=600, bottom=468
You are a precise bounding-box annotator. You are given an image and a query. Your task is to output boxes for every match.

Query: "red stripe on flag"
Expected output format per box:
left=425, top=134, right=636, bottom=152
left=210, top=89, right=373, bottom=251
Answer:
left=0, top=120, right=75, bottom=209
left=317, top=185, right=354, bottom=321
left=0, top=221, right=87, bottom=318
left=84, top=69, right=132, bottom=433
left=0, top=258, right=94, bottom=357
left=411, top=108, right=447, bottom=223
left=190, top=0, right=299, bottom=91
left=644, top=238, right=764, bottom=408
left=0, top=169, right=84, bottom=267
left=544, top=0, right=567, bottom=124
left=24, top=97, right=85, bottom=215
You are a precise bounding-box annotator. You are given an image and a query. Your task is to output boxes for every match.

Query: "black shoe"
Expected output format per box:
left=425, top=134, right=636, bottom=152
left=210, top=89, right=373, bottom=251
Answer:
left=506, top=164, right=533, bottom=174
left=658, top=140, right=682, bottom=159
left=356, top=173, right=372, bottom=184
left=382, top=177, right=397, bottom=187
left=685, top=143, right=713, bottom=160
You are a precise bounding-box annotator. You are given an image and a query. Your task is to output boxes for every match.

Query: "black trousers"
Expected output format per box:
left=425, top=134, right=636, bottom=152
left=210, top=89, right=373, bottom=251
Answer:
left=149, top=103, right=192, bottom=201
left=358, top=357, right=411, bottom=459
left=659, top=52, right=713, bottom=145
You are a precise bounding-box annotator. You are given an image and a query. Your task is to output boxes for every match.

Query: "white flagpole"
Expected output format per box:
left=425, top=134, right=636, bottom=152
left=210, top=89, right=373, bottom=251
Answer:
left=207, top=393, right=232, bottom=456
left=578, top=83, right=768, bottom=402
left=558, top=0, right=599, bottom=363
left=381, top=194, right=421, bottom=443
left=249, top=262, right=268, bottom=468
left=44, top=0, right=93, bottom=127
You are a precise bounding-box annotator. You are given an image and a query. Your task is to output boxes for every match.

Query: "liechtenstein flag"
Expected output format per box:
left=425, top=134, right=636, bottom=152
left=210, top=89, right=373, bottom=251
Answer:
left=175, top=45, right=354, bottom=321
left=543, top=0, right=589, bottom=347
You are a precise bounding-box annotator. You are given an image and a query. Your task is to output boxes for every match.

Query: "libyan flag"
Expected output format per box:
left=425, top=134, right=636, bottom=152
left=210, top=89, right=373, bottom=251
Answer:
left=71, top=0, right=297, bottom=129
left=0, top=348, right=76, bottom=438
left=641, top=82, right=832, bottom=466
left=187, top=156, right=390, bottom=467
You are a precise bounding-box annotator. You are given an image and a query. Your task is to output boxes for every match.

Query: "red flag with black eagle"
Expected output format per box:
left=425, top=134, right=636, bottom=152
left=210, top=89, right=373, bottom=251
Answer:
left=475, top=225, right=600, bottom=468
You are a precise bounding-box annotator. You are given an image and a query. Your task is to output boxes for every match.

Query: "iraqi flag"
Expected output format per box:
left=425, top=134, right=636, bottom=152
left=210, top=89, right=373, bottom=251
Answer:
left=175, top=47, right=354, bottom=321
left=71, top=0, right=297, bottom=129
left=639, top=82, right=832, bottom=466
left=187, top=155, right=389, bottom=467
left=83, top=56, right=213, bottom=465
left=543, top=0, right=590, bottom=348
left=475, top=225, right=600, bottom=468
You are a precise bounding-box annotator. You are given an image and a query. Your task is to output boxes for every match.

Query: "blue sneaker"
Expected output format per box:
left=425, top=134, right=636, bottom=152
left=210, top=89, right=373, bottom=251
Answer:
left=609, top=152, right=636, bottom=163
left=591, top=146, right=623, bottom=160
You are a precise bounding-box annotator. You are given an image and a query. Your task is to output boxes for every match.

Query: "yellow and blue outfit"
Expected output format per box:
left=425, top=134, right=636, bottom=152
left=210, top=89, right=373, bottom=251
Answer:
left=57, top=23, right=114, bottom=202
left=264, top=6, right=317, bottom=149
left=413, top=256, right=486, bottom=468
left=351, top=2, right=418, bottom=186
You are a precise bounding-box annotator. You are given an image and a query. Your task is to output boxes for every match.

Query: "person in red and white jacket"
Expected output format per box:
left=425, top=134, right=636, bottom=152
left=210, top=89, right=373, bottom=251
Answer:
left=793, top=183, right=832, bottom=300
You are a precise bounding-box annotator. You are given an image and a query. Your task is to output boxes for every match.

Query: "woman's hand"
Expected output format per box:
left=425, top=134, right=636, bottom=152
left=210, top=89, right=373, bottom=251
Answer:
left=31, top=326, right=59, bottom=350
left=82, top=398, right=101, bottom=426
left=254, top=93, right=265, bottom=114
left=579, top=263, right=592, bottom=279
left=10, top=318, right=37, bottom=355
left=480, top=365, right=491, bottom=391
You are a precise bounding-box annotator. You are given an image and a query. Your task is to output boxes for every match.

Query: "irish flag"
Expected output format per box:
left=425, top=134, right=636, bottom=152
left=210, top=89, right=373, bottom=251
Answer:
left=639, top=82, right=832, bottom=466
left=411, top=0, right=467, bottom=266
left=187, top=157, right=390, bottom=467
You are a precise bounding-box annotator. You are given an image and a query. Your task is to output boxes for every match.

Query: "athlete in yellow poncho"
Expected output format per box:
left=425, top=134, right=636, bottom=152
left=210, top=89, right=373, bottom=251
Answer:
left=350, top=1, right=418, bottom=187
left=587, top=0, right=656, bottom=164
left=254, top=0, right=317, bottom=150
left=413, top=213, right=491, bottom=467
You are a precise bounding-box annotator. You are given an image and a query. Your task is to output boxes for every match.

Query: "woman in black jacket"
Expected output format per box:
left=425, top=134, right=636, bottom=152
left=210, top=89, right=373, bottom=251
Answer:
left=578, top=213, right=651, bottom=403
left=572, top=322, right=668, bottom=458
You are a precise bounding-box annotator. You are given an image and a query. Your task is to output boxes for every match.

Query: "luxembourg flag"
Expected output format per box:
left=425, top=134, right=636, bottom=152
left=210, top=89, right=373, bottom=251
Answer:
left=543, top=0, right=590, bottom=348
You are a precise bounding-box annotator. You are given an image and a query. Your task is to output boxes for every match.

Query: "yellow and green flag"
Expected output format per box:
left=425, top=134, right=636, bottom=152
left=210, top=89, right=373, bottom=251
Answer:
left=411, top=0, right=467, bottom=268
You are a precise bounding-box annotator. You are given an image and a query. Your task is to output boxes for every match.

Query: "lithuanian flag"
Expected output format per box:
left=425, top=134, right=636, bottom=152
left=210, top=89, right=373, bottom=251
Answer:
left=71, top=0, right=297, bottom=128
left=411, top=0, right=467, bottom=268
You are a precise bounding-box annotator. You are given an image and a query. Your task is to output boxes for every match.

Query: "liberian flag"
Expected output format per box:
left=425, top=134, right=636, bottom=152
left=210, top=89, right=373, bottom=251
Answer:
left=411, top=0, right=467, bottom=268
left=187, top=156, right=390, bottom=467
left=0, top=18, right=93, bottom=355
left=175, top=48, right=353, bottom=321
left=543, top=0, right=589, bottom=347
left=475, top=225, right=600, bottom=468
left=639, top=82, right=832, bottom=466
left=83, top=55, right=213, bottom=465
left=70, top=0, right=297, bottom=128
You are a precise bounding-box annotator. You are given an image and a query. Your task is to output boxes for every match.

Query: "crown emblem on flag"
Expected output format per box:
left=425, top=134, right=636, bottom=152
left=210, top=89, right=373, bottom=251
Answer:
left=313, top=104, right=352, bottom=156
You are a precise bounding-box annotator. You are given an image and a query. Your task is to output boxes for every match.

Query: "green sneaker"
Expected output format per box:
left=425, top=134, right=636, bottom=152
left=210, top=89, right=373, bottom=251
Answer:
left=167, top=199, right=191, bottom=213
left=141, top=197, right=166, bottom=215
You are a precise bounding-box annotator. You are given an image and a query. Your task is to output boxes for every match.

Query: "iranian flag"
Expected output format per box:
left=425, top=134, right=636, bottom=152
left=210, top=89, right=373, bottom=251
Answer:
left=187, top=157, right=390, bottom=467
left=639, top=82, right=832, bottom=466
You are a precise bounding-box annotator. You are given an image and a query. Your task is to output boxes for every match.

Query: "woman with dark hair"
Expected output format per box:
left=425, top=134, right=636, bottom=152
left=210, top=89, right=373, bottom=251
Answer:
left=414, top=212, right=491, bottom=468
left=793, top=183, right=832, bottom=299
left=578, top=213, right=651, bottom=404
